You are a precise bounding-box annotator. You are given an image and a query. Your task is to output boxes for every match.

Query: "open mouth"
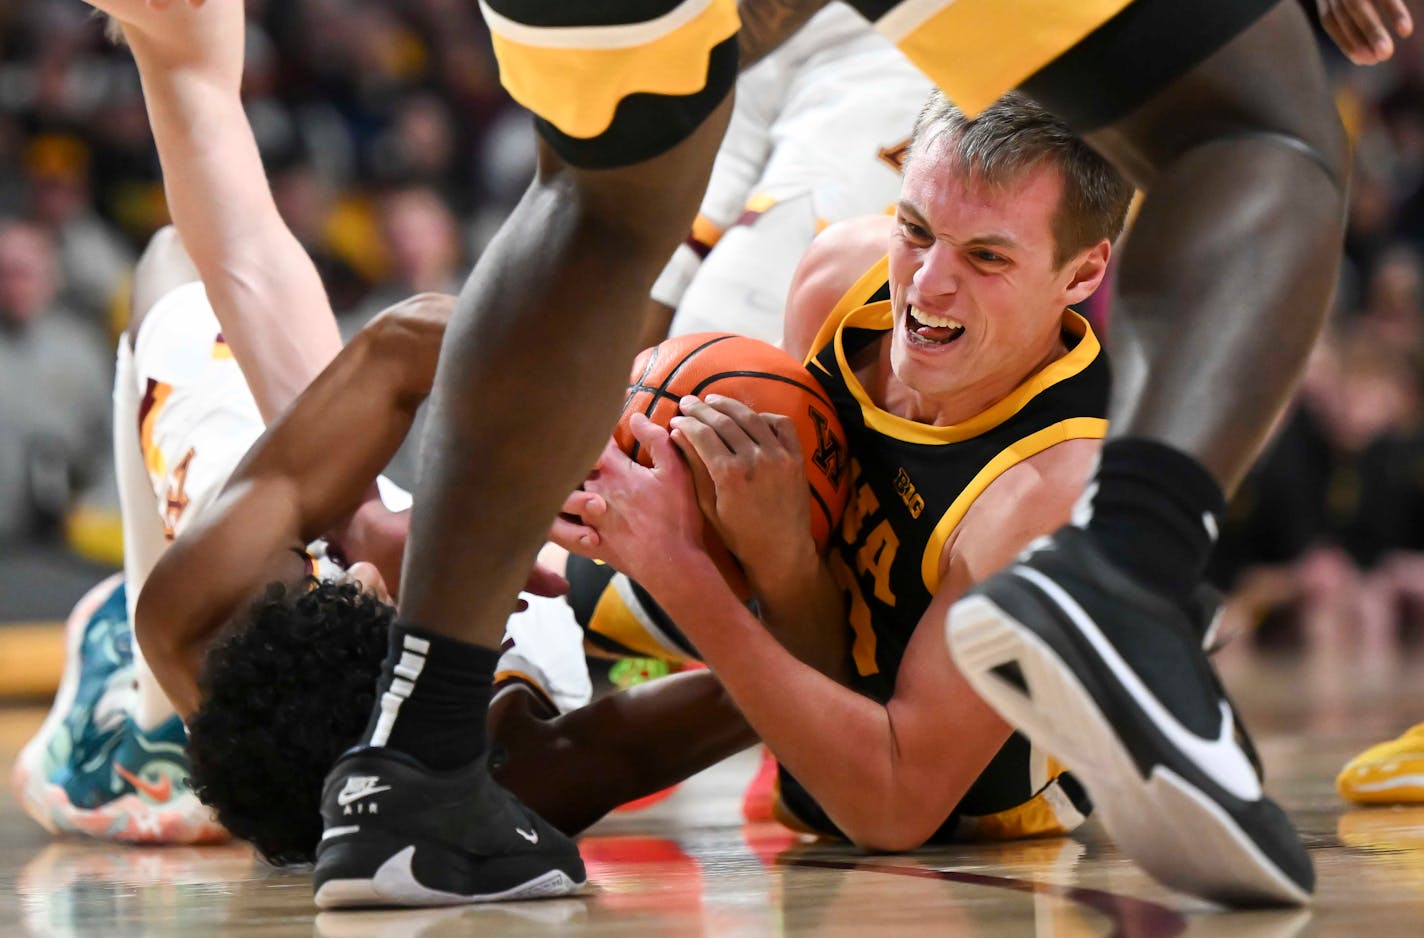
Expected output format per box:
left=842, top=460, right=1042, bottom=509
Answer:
left=905, top=304, right=965, bottom=346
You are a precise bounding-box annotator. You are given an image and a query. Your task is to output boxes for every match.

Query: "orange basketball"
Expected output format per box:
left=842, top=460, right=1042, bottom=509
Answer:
left=614, top=333, right=851, bottom=592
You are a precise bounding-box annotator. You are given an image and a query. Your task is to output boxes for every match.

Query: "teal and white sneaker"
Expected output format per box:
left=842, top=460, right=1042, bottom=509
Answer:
left=12, top=577, right=227, bottom=844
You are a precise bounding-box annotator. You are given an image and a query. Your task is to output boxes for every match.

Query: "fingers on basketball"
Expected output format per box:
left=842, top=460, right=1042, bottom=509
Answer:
left=614, top=333, right=851, bottom=555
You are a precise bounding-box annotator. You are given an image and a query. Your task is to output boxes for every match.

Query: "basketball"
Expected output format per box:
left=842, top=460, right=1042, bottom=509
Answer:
left=614, top=333, right=852, bottom=589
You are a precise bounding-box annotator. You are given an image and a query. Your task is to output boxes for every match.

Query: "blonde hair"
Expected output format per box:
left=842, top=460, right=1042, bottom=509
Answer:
left=907, top=90, right=1133, bottom=267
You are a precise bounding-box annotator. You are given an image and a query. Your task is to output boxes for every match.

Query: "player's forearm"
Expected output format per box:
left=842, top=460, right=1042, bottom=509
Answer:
left=132, top=306, right=441, bottom=716
left=655, top=558, right=935, bottom=849
left=749, top=551, right=848, bottom=681
left=237, top=297, right=449, bottom=540
left=494, top=669, right=757, bottom=834
left=135, top=68, right=341, bottom=420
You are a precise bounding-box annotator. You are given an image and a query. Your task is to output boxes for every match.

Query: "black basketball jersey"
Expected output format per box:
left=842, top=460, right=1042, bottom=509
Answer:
left=804, top=256, right=1110, bottom=702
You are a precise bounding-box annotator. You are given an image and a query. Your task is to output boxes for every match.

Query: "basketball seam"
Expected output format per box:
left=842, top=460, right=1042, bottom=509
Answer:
left=622, top=340, right=847, bottom=552
left=687, top=370, right=837, bottom=412
left=688, top=368, right=841, bottom=540
left=629, top=334, right=738, bottom=464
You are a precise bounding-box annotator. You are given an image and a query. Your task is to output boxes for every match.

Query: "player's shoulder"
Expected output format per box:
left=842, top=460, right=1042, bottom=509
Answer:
left=783, top=215, right=895, bottom=360
left=944, top=437, right=1100, bottom=583
left=976, top=439, right=1099, bottom=518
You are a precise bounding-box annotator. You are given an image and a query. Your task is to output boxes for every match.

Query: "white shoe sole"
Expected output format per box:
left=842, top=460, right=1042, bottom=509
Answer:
left=314, top=847, right=583, bottom=910
left=948, top=594, right=1310, bottom=907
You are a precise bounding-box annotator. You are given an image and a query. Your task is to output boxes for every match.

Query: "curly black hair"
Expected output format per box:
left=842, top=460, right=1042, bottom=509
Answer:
left=186, top=578, right=393, bottom=866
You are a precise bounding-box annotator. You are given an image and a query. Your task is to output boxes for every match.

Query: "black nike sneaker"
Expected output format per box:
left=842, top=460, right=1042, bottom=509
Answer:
left=1187, top=583, right=1265, bottom=783
left=945, top=526, right=1312, bottom=907
left=312, top=747, right=586, bottom=909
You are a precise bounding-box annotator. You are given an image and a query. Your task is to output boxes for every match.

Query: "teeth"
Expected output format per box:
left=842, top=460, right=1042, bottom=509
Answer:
left=910, top=306, right=963, bottom=330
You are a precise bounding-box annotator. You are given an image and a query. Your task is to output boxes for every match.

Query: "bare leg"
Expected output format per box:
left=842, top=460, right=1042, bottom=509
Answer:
left=490, top=669, right=757, bottom=835
left=1085, top=1, right=1347, bottom=492
left=400, top=105, right=733, bottom=653
left=946, top=2, right=1348, bottom=907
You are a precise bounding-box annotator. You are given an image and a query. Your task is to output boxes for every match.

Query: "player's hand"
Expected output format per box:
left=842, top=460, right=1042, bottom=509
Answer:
left=671, top=395, right=817, bottom=587
left=1318, top=0, right=1413, bottom=64
left=327, top=499, right=410, bottom=595
left=83, top=0, right=241, bottom=83
left=549, top=416, right=706, bottom=594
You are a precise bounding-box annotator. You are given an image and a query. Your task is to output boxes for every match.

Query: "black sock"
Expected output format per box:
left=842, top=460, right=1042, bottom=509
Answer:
left=361, top=622, right=500, bottom=770
left=1078, top=438, right=1225, bottom=603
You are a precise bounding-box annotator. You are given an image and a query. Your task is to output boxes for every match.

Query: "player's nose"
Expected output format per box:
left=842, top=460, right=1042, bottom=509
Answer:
left=911, top=243, right=959, bottom=300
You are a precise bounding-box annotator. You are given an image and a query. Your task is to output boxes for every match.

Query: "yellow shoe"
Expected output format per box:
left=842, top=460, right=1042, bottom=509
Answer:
left=1338, top=723, right=1424, bottom=804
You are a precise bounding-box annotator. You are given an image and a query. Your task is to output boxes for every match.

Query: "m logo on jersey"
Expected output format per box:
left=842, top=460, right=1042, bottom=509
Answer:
left=809, top=407, right=846, bottom=486
left=162, top=448, right=196, bottom=541
left=878, top=138, right=912, bottom=174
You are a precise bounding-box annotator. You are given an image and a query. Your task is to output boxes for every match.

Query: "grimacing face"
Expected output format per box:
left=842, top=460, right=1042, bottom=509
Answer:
left=885, top=136, right=1108, bottom=422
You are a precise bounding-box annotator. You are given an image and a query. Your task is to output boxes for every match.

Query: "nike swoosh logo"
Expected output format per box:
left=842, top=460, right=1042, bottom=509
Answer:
left=337, top=784, right=391, bottom=806
left=114, top=763, right=173, bottom=802
left=1011, top=565, right=1263, bottom=802
left=515, top=827, right=539, bottom=844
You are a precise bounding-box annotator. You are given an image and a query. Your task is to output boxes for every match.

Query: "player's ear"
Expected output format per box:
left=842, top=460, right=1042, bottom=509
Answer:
left=1061, top=239, right=1111, bottom=306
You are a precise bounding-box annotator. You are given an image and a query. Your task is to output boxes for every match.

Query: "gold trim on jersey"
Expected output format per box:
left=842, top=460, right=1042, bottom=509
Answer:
left=877, top=0, right=1135, bottom=118
left=803, top=255, right=892, bottom=369
left=690, top=212, right=724, bottom=253
left=493, top=668, right=555, bottom=710
left=920, top=415, right=1107, bottom=592
left=829, top=302, right=1100, bottom=448
left=138, top=380, right=173, bottom=479
left=772, top=749, right=1085, bottom=842
left=299, top=547, right=323, bottom=581
left=956, top=775, right=1087, bottom=841
left=586, top=575, right=696, bottom=665
left=486, top=0, right=739, bottom=141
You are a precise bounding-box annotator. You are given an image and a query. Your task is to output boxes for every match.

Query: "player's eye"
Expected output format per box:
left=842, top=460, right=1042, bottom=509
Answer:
left=899, top=220, right=930, bottom=241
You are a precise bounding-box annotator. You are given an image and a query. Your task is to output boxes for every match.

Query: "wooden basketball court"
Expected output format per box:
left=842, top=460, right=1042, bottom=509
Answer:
left=3, top=650, right=1423, bottom=937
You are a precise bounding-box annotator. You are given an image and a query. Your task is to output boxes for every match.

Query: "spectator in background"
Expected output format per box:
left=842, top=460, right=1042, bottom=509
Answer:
left=340, top=183, right=465, bottom=489
left=344, top=182, right=464, bottom=332
left=1357, top=244, right=1424, bottom=361
left=24, top=134, right=134, bottom=328
left=0, top=218, right=112, bottom=544
left=1213, top=324, right=1424, bottom=662
left=270, top=159, right=370, bottom=314
left=369, top=93, right=470, bottom=212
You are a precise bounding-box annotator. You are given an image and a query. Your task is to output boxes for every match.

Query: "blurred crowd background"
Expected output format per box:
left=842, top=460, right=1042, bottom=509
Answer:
left=0, top=1, right=1422, bottom=654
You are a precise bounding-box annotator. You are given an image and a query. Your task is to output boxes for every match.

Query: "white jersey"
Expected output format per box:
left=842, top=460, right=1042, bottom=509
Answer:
left=651, top=3, right=933, bottom=344
left=113, top=281, right=420, bottom=621
left=113, top=282, right=588, bottom=715
left=113, top=281, right=267, bottom=620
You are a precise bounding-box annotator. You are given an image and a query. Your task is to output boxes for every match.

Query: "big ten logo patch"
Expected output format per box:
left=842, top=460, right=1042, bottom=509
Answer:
left=162, top=448, right=195, bottom=541
left=894, top=467, right=925, bottom=519
left=809, top=406, right=846, bottom=487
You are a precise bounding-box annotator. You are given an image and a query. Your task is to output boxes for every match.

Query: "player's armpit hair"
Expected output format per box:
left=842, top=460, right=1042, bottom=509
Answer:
left=185, top=579, right=393, bottom=866
left=95, top=11, right=126, bottom=46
